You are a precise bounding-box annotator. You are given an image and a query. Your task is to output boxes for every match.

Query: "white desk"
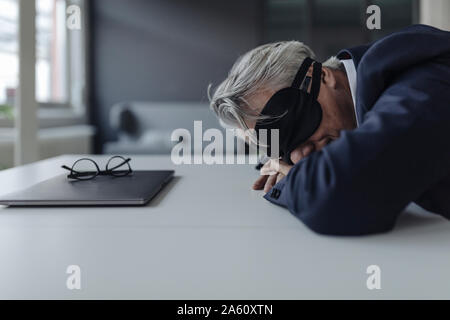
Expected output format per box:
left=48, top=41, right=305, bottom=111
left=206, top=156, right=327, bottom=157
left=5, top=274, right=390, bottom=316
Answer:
left=0, top=155, right=449, bottom=299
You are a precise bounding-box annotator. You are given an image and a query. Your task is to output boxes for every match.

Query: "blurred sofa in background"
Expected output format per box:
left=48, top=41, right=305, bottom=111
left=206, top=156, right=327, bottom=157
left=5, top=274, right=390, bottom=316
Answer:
left=104, top=102, right=226, bottom=155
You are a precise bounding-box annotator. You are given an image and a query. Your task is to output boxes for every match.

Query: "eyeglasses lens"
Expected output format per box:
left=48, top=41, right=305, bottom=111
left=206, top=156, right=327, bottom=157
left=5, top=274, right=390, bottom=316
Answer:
left=106, top=156, right=131, bottom=177
left=71, top=159, right=99, bottom=180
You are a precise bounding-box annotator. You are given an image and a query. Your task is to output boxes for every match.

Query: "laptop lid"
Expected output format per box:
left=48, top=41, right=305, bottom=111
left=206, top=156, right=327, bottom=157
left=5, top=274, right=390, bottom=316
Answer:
left=0, top=170, right=174, bottom=206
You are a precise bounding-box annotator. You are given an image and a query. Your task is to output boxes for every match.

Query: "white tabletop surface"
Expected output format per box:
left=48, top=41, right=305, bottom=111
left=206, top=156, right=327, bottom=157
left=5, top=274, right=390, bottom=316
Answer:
left=0, top=155, right=449, bottom=299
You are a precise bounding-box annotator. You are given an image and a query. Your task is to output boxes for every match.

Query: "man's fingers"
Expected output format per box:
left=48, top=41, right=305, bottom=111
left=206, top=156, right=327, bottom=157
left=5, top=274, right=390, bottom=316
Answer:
left=290, top=148, right=304, bottom=164
left=290, top=142, right=314, bottom=164
left=276, top=173, right=285, bottom=184
left=277, top=160, right=293, bottom=176
left=264, top=174, right=278, bottom=193
left=252, top=174, right=269, bottom=190
left=256, top=158, right=293, bottom=192
left=260, top=160, right=278, bottom=176
left=261, top=159, right=293, bottom=176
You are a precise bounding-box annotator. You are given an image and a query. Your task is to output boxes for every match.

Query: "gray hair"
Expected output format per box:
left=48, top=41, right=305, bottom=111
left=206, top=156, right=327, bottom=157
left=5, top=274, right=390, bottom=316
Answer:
left=208, top=41, right=342, bottom=133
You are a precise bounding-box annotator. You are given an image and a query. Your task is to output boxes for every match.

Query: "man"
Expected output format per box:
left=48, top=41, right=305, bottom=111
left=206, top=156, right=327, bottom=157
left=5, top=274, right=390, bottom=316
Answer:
left=209, top=24, right=450, bottom=235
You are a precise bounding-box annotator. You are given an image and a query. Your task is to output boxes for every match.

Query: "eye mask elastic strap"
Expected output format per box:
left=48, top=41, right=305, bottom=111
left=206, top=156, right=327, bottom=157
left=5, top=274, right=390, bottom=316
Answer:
left=310, top=61, right=322, bottom=101
left=291, top=57, right=314, bottom=89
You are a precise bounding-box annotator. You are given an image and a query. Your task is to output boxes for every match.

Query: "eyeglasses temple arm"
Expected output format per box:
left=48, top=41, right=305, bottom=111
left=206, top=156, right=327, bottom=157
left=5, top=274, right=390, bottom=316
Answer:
left=61, top=165, right=83, bottom=174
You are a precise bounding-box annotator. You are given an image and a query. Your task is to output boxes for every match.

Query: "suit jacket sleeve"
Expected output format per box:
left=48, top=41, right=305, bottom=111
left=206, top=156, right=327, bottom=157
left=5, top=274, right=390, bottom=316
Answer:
left=264, top=61, right=450, bottom=235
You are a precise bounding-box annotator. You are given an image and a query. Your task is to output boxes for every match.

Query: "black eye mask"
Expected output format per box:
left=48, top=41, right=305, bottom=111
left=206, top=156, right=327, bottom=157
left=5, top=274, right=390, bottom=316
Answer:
left=255, top=57, right=322, bottom=164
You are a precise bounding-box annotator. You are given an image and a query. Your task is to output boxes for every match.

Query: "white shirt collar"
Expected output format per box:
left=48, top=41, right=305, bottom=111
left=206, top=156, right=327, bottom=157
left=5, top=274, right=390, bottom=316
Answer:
left=340, top=59, right=359, bottom=127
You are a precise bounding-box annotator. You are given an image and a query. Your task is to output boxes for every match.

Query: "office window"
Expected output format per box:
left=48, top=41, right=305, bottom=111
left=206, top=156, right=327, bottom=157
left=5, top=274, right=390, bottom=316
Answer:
left=0, top=0, right=86, bottom=119
left=36, top=0, right=69, bottom=104
left=264, top=0, right=418, bottom=60
left=0, top=0, right=18, bottom=114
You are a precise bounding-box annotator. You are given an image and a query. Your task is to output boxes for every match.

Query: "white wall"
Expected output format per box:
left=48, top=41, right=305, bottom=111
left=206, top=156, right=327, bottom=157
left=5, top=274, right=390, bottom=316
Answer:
left=91, top=0, right=263, bottom=147
left=420, top=0, right=450, bottom=30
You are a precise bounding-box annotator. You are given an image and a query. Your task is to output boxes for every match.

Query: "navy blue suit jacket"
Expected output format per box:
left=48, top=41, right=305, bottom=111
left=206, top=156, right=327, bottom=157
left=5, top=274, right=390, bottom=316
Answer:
left=264, top=25, right=450, bottom=235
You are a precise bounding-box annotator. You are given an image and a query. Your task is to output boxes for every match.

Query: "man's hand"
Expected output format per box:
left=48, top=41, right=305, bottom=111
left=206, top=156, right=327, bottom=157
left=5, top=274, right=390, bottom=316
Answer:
left=252, top=146, right=311, bottom=192
left=252, top=159, right=293, bottom=193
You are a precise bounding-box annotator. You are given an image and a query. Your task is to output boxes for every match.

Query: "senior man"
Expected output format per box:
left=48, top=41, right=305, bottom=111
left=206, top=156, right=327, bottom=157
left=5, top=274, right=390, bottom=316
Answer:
left=209, top=24, right=450, bottom=235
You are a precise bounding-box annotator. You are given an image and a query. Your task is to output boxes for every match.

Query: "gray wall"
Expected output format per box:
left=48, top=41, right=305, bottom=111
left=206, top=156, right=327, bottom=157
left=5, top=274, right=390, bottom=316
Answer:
left=89, top=0, right=264, bottom=151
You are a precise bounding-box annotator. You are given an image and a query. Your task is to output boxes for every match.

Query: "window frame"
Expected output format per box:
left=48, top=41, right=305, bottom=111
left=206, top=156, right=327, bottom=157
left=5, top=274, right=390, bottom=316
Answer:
left=38, top=0, right=88, bottom=112
left=0, top=0, right=88, bottom=128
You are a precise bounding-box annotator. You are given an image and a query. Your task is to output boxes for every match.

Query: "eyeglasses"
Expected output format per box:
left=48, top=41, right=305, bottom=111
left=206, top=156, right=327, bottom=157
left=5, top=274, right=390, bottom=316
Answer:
left=61, top=156, right=133, bottom=180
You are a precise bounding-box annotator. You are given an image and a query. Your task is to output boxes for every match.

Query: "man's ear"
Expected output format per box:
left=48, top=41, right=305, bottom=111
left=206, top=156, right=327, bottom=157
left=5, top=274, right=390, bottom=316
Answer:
left=322, top=67, right=337, bottom=89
